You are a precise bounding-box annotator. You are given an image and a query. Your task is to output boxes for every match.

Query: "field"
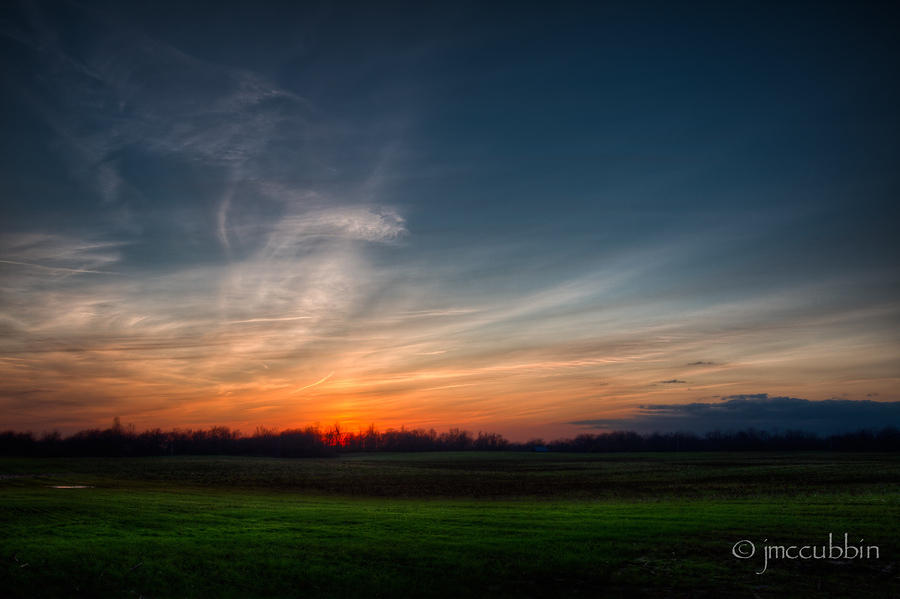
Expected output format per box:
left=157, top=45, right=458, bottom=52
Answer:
left=2, top=452, right=899, bottom=597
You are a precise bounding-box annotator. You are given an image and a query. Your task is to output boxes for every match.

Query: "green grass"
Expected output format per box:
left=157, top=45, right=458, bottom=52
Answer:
left=2, top=452, right=899, bottom=597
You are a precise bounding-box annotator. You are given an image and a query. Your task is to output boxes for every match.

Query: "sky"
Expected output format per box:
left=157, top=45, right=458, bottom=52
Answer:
left=1, top=0, right=899, bottom=439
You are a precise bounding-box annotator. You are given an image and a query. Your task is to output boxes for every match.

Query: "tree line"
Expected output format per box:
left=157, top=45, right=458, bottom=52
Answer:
left=1, top=420, right=899, bottom=457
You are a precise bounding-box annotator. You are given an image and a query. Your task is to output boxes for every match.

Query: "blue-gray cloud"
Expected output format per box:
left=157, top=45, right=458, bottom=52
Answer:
left=572, top=395, right=900, bottom=435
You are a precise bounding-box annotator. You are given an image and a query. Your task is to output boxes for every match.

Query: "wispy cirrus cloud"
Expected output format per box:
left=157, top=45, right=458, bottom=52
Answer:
left=0, top=234, right=125, bottom=275
left=0, top=1, right=415, bottom=431
left=1, top=1, right=898, bottom=440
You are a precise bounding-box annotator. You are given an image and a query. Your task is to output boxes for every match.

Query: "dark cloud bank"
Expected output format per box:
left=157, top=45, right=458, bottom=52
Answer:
left=572, top=394, right=900, bottom=435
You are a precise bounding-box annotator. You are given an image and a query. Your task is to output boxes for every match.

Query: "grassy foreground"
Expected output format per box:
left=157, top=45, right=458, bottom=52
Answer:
left=1, top=452, right=899, bottom=597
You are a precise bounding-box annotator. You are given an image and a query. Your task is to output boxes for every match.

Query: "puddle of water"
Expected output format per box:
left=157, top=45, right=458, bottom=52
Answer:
left=48, top=485, right=93, bottom=489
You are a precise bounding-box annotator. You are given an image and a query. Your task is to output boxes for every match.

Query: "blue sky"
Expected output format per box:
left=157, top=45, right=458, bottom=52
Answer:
left=1, top=0, right=898, bottom=437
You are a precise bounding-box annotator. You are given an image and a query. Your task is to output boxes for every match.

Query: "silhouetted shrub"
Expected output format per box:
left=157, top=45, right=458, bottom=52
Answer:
left=0, top=422, right=897, bottom=457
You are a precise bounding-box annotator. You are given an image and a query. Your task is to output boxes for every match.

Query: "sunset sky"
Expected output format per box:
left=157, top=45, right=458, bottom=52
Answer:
left=1, top=1, right=899, bottom=439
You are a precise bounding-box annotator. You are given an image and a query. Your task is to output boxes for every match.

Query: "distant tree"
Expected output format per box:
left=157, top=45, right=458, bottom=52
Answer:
left=1, top=424, right=898, bottom=457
